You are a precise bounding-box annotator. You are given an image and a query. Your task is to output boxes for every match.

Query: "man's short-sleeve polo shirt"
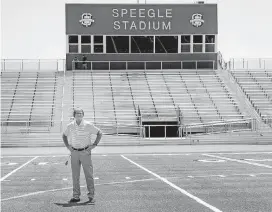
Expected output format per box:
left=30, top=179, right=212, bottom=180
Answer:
left=64, top=120, right=99, bottom=148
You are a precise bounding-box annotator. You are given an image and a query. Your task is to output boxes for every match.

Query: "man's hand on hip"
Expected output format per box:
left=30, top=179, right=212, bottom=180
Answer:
left=67, top=145, right=74, bottom=152
left=87, top=145, right=96, bottom=153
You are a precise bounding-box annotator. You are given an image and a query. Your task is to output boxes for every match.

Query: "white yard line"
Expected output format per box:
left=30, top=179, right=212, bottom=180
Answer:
left=203, top=154, right=272, bottom=169
left=212, top=152, right=272, bottom=155
left=121, top=155, right=223, bottom=212
left=1, top=153, right=191, bottom=158
left=1, top=157, right=39, bottom=182
left=2, top=152, right=272, bottom=158
left=1, top=178, right=157, bottom=201
left=123, top=153, right=191, bottom=156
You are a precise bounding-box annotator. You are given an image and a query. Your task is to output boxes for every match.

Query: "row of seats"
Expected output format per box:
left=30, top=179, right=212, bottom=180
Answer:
left=4, top=69, right=264, bottom=134
left=66, top=70, right=244, bottom=128
left=1, top=72, right=63, bottom=128
left=230, top=69, right=272, bottom=122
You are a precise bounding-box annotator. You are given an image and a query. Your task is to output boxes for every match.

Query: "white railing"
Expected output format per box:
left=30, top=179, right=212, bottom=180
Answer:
left=3, top=58, right=272, bottom=71
left=1, top=118, right=259, bottom=144
left=71, top=60, right=215, bottom=71
left=1, top=59, right=66, bottom=72
left=1, top=120, right=140, bottom=135
left=1, top=120, right=54, bottom=134
left=228, top=58, right=272, bottom=70
left=183, top=118, right=257, bottom=137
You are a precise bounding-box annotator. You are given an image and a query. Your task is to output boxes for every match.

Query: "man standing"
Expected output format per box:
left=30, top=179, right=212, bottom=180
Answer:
left=72, top=57, right=80, bottom=70
left=62, top=108, right=102, bottom=203
left=82, top=55, right=87, bottom=70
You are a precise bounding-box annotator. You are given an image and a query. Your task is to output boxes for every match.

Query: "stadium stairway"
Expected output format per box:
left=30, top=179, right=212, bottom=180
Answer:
left=229, top=69, right=272, bottom=123
left=216, top=68, right=272, bottom=136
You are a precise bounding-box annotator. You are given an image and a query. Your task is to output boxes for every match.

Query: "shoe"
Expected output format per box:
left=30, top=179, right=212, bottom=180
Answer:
left=69, top=198, right=80, bottom=203
left=88, top=197, right=95, bottom=203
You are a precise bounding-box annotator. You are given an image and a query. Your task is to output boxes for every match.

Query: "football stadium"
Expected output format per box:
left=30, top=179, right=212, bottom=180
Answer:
left=1, top=1, right=272, bottom=212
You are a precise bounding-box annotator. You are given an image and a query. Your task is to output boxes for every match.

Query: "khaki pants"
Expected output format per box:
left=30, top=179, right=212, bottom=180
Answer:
left=70, top=150, right=94, bottom=199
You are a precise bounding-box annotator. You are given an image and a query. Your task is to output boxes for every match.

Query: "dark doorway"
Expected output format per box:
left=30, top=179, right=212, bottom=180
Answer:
left=142, top=121, right=180, bottom=138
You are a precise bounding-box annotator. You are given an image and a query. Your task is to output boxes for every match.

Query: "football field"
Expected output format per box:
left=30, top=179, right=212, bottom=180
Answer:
left=1, top=146, right=272, bottom=212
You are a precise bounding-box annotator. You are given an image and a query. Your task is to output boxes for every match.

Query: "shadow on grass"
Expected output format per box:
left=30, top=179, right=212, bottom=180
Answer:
left=54, top=201, right=95, bottom=207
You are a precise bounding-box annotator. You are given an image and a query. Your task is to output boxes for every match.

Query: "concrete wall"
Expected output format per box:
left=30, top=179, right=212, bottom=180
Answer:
left=66, top=53, right=218, bottom=70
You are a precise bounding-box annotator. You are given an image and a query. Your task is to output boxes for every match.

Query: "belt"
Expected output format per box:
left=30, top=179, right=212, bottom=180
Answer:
left=72, top=146, right=89, bottom=151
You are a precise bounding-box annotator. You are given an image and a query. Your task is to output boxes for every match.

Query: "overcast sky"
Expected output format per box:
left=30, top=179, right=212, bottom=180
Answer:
left=1, top=0, right=272, bottom=61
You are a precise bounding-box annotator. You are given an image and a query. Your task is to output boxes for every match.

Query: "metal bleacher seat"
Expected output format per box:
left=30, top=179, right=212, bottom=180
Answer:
left=1, top=71, right=62, bottom=131
left=230, top=69, right=272, bottom=121
left=65, top=69, right=246, bottom=130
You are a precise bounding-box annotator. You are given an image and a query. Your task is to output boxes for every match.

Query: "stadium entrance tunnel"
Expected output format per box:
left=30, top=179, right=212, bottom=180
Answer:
left=142, top=121, right=180, bottom=138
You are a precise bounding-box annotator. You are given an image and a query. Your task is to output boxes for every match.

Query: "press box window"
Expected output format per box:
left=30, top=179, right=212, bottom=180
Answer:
left=81, top=35, right=91, bottom=53
left=69, top=36, right=78, bottom=44
left=81, top=35, right=91, bottom=43
left=193, top=35, right=203, bottom=53
left=155, top=36, right=178, bottom=53
left=132, top=36, right=154, bottom=53
left=205, top=35, right=215, bottom=53
left=94, top=36, right=103, bottom=44
left=181, top=35, right=191, bottom=53
left=69, top=45, right=78, bottom=53
left=94, top=36, right=104, bottom=53
left=106, top=36, right=129, bottom=53
left=94, top=45, right=103, bottom=53
left=68, top=35, right=79, bottom=53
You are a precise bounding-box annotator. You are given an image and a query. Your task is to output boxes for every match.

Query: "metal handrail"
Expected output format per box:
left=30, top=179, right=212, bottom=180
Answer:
left=2, top=117, right=258, bottom=140
left=1, top=59, right=66, bottom=72
left=183, top=118, right=256, bottom=137
left=229, top=58, right=272, bottom=70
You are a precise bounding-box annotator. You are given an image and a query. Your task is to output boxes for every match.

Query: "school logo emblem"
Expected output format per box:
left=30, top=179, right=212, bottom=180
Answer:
left=190, top=13, right=204, bottom=27
left=79, top=13, right=94, bottom=27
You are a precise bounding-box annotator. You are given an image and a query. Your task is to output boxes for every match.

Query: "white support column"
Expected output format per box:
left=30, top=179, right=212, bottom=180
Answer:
left=78, top=35, right=81, bottom=53
left=178, top=35, right=181, bottom=53
left=203, top=34, right=205, bottom=53
left=153, top=35, right=155, bottom=53
left=103, top=35, right=106, bottom=53
left=214, top=34, right=218, bottom=53
left=91, top=35, right=94, bottom=53
left=66, top=35, right=69, bottom=54
left=129, top=35, right=131, bottom=53
left=190, top=35, right=193, bottom=53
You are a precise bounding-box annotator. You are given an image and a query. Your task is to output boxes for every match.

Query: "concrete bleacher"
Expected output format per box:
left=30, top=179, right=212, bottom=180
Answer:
left=230, top=69, right=272, bottom=123
left=65, top=69, right=245, bottom=132
left=64, top=71, right=140, bottom=134
left=2, top=67, right=270, bottom=146
left=1, top=71, right=63, bottom=132
left=142, top=70, right=244, bottom=124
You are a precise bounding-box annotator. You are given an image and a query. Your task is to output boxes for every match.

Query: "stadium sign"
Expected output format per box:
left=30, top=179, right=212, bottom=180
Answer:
left=66, top=4, right=218, bottom=35
left=112, top=8, right=172, bottom=31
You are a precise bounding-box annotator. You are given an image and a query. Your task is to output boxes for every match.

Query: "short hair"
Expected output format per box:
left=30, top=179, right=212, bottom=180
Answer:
left=73, top=108, right=84, bottom=117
